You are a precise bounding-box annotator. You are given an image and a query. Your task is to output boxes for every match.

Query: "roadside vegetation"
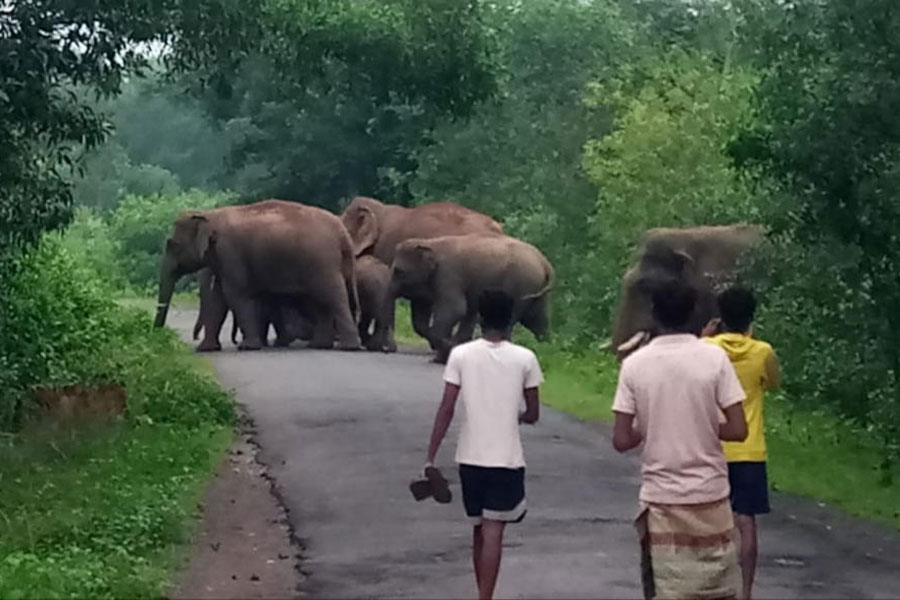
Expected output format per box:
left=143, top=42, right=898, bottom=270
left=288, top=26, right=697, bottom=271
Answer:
left=3, top=3, right=900, bottom=597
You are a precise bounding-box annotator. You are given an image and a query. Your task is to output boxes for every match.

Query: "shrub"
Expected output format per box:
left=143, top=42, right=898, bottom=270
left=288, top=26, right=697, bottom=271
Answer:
left=108, top=190, right=233, bottom=292
left=58, top=207, right=128, bottom=292
left=0, top=231, right=233, bottom=431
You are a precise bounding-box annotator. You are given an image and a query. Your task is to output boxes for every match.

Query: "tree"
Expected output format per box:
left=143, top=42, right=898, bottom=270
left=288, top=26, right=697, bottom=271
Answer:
left=1, top=0, right=497, bottom=258
left=735, top=0, right=900, bottom=468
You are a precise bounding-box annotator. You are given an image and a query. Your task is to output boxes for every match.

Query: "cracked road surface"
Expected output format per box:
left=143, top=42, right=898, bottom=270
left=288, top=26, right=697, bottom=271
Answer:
left=170, top=308, right=900, bottom=599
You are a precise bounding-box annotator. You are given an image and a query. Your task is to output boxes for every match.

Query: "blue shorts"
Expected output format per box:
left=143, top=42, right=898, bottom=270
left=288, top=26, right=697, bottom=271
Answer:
left=728, top=461, right=771, bottom=516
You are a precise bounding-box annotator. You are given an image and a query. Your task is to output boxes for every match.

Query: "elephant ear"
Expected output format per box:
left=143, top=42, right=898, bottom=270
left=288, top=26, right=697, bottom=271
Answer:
left=192, top=215, right=216, bottom=261
left=352, top=207, right=379, bottom=257
left=413, top=242, right=438, bottom=272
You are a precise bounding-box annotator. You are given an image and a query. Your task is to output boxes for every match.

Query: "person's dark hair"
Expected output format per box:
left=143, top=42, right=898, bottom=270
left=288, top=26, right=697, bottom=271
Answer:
left=718, top=286, right=756, bottom=333
left=479, top=289, right=514, bottom=332
left=651, top=279, right=697, bottom=331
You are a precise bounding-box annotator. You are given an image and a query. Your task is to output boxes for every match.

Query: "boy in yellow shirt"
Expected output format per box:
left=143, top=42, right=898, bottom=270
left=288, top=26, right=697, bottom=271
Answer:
left=703, top=287, right=780, bottom=600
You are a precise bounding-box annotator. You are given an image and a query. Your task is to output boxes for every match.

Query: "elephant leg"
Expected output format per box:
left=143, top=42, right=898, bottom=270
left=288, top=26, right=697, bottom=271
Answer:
left=429, top=297, right=467, bottom=364
left=358, top=313, right=373, bottom=346
left=308, top=303, right=335, bottom=350
left=411, top=299, right=436, bottom=350
left=268, top=303, right=292, bottom=347
left=222, top=283, right=263, bottom=351
left=197, top=276, right=227, bottom=352
left=329, top=274, right=362, bottom=351
left=520, top=296, right=550, bottom=341
left=451, top=310, right=478, bottom=345
left=257, top=310, right=272, bottom=347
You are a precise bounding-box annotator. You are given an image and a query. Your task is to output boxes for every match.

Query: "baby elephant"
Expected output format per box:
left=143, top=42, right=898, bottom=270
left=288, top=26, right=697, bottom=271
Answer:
left=382, top=234, right=554, bottom=363
left=355, top=255, right=393, bottom=351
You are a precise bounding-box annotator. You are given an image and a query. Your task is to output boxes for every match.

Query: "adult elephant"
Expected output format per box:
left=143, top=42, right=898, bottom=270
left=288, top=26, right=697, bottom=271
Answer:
left=375, top=234, right=554, bottom=363
left=192, top=269, right=313, bottom=349
left=611, top=224, right=763, bottom=360
left=155, top=200, right=361, bottom=351
left=340, top=196, right=503, bottom=350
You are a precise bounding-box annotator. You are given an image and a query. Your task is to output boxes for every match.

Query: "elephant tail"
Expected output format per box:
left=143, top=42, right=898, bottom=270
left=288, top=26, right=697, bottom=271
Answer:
left=523, top=254, right=555, bottom=300
left=231, top=314, right=239, bottom=345
left=341, top=232, right=360, bottom=321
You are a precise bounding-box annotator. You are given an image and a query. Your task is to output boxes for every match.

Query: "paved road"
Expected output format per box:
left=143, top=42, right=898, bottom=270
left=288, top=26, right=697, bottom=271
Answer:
left=170, top=308, right=900, bottom=599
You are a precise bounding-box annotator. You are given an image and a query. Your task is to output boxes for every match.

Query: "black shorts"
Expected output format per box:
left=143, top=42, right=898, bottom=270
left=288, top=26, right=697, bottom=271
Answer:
left=459, top=464, right=527, bottom=525
left=728, top=461, right=771, bottom=516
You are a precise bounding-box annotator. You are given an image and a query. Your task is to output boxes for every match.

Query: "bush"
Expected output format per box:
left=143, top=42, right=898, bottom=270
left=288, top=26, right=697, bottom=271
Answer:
left=58, top=207, right=128, bottom=292
left=109, top=190, right=233, bottom=292
left=0, top=231, right=234, bottom=431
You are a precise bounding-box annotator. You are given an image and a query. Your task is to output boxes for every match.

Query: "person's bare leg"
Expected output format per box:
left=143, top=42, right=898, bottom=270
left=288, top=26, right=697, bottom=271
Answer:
left=736, top=514, right=758, bottom=600
left=477, top=519, right=506, bottom=600
left=473, top=524, right=484, bottom=591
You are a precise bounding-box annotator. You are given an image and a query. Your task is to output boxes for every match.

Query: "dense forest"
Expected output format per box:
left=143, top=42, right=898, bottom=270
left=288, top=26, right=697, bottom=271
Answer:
left=4, top=0, right=900, bottom=472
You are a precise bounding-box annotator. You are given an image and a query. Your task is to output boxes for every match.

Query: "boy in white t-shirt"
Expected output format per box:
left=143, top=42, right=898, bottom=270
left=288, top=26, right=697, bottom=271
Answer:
left=425, top=290, right=543, bottom=600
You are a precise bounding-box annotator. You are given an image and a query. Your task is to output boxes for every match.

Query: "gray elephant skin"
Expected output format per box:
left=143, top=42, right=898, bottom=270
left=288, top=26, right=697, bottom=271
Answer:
left=155, top=200, right=361, bottom=351
left=193, top=268, right=313, bottom=349
left=355, top=255, right=392, bottom=350
left=375, top=233, right=554, bottom=363
left=611, top=224, right=763, bottom=359
left=341, top=196, right=503, bottom=349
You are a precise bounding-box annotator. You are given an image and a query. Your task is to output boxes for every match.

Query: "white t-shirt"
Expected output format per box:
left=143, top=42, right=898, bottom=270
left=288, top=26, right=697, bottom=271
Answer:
left=443, top=339, right=544, bottom=469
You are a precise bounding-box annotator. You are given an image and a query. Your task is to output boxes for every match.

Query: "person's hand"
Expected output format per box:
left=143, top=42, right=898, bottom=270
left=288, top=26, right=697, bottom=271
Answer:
left=701, top=318, right=721, bottom=338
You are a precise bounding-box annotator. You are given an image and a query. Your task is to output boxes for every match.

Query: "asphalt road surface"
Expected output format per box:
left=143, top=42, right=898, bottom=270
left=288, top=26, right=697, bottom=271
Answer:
left=171, top=308, right=900, bottom=599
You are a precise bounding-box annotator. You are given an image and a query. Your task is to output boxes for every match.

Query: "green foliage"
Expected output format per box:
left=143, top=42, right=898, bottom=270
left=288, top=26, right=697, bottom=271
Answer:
left=0, top=231, right=234, bottom=431
left=109, top=191, right=232, bottom=291
left=58, top=208, right=128, bottom=292
left=733, top=0, right=900, bottom=468
left=0, top=0, right=255, bottom=260
left=412, top=0, right=637, bottom=341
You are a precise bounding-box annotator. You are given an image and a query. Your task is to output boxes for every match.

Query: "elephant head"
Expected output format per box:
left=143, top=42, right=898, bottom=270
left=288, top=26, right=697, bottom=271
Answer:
left=611, top=224, right=762, bottom=359
left=341, top=196, right=382, bottom=257
left=154, top=212, right=216, bottom=328
left=389, top=239, right=438, bottom=301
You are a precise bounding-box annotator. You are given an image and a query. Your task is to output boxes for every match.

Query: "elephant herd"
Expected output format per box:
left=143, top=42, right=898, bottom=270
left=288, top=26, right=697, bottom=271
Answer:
left=153, top=195, right=761, bottom=363
left=154, top=197, right=555, bottom=363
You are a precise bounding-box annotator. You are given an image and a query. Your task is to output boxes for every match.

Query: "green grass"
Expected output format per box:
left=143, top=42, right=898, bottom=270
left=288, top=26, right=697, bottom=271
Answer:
left=0, top=424, right=231, bottom=599
left=116, top=291, right=199, bottom=313
left=532, top=344, right=900, bottom=530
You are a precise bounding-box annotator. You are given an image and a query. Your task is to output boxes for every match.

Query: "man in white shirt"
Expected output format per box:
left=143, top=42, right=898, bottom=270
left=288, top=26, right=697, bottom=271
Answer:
left=425, top=290, right=543, bottom=600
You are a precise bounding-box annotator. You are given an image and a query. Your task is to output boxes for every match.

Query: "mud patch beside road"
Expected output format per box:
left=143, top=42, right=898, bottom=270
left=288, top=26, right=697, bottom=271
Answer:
left=171, top=415, right=302, bottom=599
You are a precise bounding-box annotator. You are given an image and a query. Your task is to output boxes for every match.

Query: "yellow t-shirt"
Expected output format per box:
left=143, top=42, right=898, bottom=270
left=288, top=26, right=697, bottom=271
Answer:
left=706, top=333, right=779, bottom=462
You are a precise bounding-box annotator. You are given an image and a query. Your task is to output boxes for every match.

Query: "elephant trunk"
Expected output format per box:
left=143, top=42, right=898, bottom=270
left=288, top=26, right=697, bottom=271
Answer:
left=154, top=257, right=179, bottom=328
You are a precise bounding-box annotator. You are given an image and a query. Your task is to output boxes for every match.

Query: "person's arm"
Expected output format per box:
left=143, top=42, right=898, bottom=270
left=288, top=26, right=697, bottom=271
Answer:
left=520, top=387, right=540, bottom=424
left=613, top=411, right=643, bottom=452
left=719, top=402, right=748, bottom=441
left=764, top=349, right=781, bottom=391
left=701, top=318, right=721, bottom=338
left=520, top=352, right=544, bottom=425
left=426, top=382, right=460, bottom=464
left=611, top=363, right=641, bottom=452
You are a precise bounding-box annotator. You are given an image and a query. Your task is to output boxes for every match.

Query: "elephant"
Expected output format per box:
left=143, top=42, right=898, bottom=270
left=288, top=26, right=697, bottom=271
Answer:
left=192, top=268, right=313, bottom=349
left=355, top=255, right=392, bottom=350
left=340, top=196, right=503, bottom=350
left=611, top=224, right=763, bottom=360
left=374, top=233, right=555, bottom=363
left=155, top=199, right=361, bottom=351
